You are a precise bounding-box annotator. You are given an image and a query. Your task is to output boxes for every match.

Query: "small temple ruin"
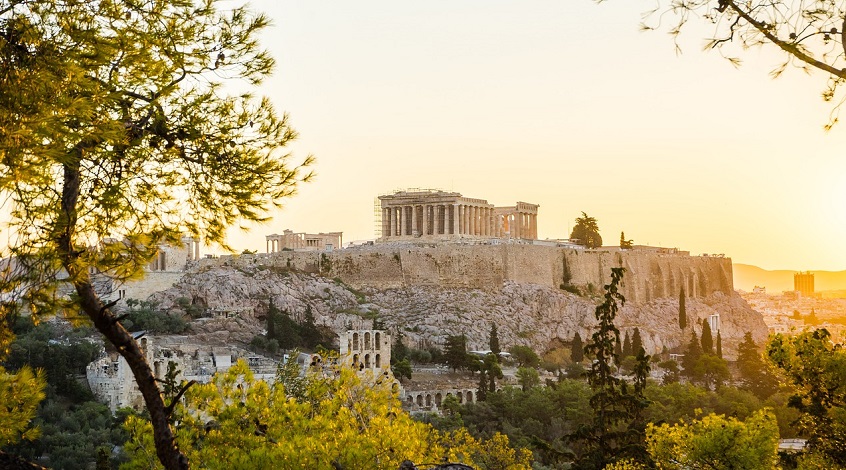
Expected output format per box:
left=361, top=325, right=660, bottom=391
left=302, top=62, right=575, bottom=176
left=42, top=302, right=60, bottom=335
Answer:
left=265, top=229, right=343, bottom=252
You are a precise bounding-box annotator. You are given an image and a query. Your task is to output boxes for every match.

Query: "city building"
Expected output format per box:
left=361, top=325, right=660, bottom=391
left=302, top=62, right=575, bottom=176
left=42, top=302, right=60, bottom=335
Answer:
left=794, top=271, right=815, bottom=296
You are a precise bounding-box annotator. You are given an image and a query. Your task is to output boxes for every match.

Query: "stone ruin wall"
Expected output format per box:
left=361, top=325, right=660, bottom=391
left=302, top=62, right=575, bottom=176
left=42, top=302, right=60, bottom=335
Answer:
left=199, top=245, right=733, bottom=304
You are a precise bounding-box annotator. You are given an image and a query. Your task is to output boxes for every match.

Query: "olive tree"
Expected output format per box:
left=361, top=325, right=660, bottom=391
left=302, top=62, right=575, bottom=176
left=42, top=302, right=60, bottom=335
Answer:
left=0, top=0, right=311, bottom=468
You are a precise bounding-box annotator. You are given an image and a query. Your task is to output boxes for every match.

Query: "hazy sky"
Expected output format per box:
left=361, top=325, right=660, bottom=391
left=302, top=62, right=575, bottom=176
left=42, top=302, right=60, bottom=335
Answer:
left=223, top=1, right=846, bottom=271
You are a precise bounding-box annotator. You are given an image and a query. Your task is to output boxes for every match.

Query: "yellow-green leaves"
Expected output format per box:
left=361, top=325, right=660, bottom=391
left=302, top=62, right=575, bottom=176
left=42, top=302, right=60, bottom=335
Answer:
left=645, top=409, right=780, bottom=470
left=123, top=360, right=533, bottom=469
left=0, top=365, right=46, bottom=446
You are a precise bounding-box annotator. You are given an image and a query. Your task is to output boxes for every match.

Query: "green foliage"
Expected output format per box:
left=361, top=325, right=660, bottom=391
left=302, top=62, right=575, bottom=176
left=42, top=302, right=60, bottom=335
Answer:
left=646, top=409, right=780, bottom=470
left=509, top=345, right=540, bottom=368
left=631, top=328, right=643, bottom=356
left=736, top=332, right=779, bottom=400
left=716, top=331, right=723, bottom=359
left=570, top=212, right=602, bottom=249
left=0, top=366, right=45, bottom=446
left=124, top=360, right=533, bottom=469
left=678, top=288, right=686, bottom=330
left=489, top=323, right=501, bottom=358
left=767, top=329, right=846, bottom=466
left=681, top=329, right=702, bottom=380
left=123, top=300, right=187, bottom=334
left=619, top=232, right=633, bottom=250
left=700, top=319, right=714, bottom=355
left=622, top=331, right=632, bottom=359
left=517, top=367, right=541, bottom=391
left=391, top=358, right=412, bottom=382
left=443, top=335, right=470, bottom=372
left=391, top=331, right=409, bottom=364
left=571, top=332, right=585, bottom=364
left=571, top=267, right=651, bottom=469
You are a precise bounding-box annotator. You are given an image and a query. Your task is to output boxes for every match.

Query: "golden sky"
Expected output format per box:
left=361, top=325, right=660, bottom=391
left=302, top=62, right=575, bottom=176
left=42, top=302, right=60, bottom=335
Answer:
left=223, top=1, right=846, bottom=271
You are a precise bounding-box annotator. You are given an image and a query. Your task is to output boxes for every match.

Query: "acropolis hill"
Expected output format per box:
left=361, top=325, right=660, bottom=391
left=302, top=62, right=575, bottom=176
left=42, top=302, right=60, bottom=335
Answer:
left=116, top=189, right=767, bottom=361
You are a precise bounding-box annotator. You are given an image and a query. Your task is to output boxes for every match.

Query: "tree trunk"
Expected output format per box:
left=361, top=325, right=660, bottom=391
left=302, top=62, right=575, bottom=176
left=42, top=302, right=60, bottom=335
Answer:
left=58, top=154, right=189, bottom=470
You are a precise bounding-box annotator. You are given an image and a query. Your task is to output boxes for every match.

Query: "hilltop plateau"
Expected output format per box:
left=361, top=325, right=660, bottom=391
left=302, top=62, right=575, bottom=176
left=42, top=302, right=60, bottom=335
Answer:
left=143, top=246, right=767, bottom=360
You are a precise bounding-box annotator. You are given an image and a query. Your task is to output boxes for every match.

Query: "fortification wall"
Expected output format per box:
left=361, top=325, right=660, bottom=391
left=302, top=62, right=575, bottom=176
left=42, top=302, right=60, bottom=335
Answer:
left=199, top=245, right=732, bottom=304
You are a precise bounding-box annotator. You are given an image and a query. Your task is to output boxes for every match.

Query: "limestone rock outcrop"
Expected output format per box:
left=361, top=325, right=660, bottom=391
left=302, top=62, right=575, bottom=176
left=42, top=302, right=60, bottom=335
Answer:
left=148, top=260, right=766, bottom=360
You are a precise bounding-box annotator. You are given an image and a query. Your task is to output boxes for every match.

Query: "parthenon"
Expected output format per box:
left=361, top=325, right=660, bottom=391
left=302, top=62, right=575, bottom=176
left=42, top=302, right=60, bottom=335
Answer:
left=378, top=189, right=538, bottom=241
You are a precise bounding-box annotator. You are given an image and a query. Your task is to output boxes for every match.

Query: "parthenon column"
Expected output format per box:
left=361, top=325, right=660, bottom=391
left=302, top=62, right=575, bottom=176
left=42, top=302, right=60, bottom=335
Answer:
left=471, top=206, right=478, bottom=236
left=452, top=205, right=458, bottom=235
left=400, top=207, right=406, bottom=236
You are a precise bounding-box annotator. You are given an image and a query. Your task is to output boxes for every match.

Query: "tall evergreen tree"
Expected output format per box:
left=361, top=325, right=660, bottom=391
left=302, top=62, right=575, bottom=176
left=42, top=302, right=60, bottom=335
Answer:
left=489, top=323, right=501, bottom=358
left=631, top=328, right=643, bottom=355
left=443, top=335, right=469, bottom=372
left=615, top=335, right=624, bottom=359
left=682, top=330, right=702, bottom=381
left=679, top=287, right=687, bottom=330
left=477, top=368, right=488, bottom=402
left=571, top=268, right=648, bottom=469
left=701, top=319, right=714, bottom=355
left=716, top=331, right=723, bottom=359
left=622, top=331, right=632, bottom=358
left=571, top=332, right=584, bottom=363
left=391, top=331, right=409, bottom=364
left=266, top=299, right=278, bottom=341
left=301, top=304, right=321, bottom=349
left=570, top=212, right=603, bottom=248
left=737, top=332, right=779, bottom=399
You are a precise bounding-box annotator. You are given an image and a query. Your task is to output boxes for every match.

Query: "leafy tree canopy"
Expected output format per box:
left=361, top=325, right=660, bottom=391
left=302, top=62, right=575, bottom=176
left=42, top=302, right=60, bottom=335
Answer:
left=0, top=0, right=312, bottom=467
left=646, top=409, right=780, bottom=470
left=123, top=360, right=533, bottom=469
left=570, top=212, right=602, bottom=249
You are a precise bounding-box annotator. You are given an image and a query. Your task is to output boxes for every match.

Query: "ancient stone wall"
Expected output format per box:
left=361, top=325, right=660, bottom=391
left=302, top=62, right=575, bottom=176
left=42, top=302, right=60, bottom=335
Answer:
left=201, top=245, right=733, bottom=305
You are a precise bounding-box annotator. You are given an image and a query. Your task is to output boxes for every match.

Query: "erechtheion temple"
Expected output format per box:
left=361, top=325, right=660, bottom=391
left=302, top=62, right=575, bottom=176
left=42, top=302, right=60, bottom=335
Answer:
left=266, top=229, right=343, bottom=252
left=378, top=189, right=538, bottom=241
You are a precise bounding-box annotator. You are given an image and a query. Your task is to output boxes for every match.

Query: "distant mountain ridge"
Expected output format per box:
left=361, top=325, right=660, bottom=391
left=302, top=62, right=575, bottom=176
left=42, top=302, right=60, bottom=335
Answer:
left=733, top=264, right=846, bottom=293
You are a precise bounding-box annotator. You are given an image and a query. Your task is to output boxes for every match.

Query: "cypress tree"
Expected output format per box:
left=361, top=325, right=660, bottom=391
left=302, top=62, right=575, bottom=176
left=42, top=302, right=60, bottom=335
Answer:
left=682, top=329, right=702, bottom=380
left=701, top=319, right=714, bottom=355
left=622, top=331, right=632, bottom=358
left=477, top=368, right=488, bottom=402
left=571, top=332, right=584, bottom=363
left=679, top=287, right=687, bottom=330
left=632, top=328, right=643, bottom=355
left=266, top=299, right=278, bottom=341
left=489, top=323, right=501, bottom=358
left=716, top=331, right=723, bottom=359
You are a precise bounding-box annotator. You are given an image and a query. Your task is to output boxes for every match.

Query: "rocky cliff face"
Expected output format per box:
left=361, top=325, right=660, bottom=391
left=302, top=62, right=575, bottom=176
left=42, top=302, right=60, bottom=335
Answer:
left=148, top=260, right=766, bottom=360
left=198, top=245, right=733, bottom=306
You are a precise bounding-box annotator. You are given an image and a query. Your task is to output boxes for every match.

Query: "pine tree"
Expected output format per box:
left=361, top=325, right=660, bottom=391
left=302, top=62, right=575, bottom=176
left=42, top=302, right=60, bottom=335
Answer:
left=679, top=287, right=687, bottom=330
left=301, top=304, right=321, bottom=349
left=571, top=332, right=584, bottom=363
left=632, top=328, right=643, bottom=355
left=716, top=331, right=723, bottom=359
left=489, top=323, right=501, bottom=358
left=0, top=1, right=311, bottom=466
left=737, top=332, right=779, bottom=399
left=701, top=319, right=714, bottom=355
left=572, top=268, right=648, bottom=469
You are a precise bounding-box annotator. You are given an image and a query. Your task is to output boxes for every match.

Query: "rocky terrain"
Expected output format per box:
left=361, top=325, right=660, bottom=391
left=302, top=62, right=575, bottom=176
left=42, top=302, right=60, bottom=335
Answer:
left=148, top=263, right=767, bottom=360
